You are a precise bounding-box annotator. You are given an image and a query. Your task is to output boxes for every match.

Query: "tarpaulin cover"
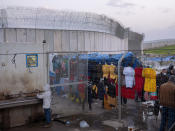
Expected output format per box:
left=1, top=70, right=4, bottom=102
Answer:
left=87, top=52, right=141, bottom=68
left=146, top=56, right=175, bottom=62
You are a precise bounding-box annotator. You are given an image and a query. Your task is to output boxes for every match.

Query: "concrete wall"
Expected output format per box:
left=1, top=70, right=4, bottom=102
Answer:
left=143, top=39, right=175, bottom=50
left=54, top=30, right=127, bottom=53
left=0, top=42, right=48, bottom=96
left=1, top=28, right=127, bottom=53
left=0, top=28, right=130, bottom=96
left=128, top=31, right=143, bottom=55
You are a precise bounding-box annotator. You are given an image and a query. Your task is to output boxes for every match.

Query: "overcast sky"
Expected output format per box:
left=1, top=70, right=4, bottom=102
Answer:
left=1, top=0, right=175, bottom=41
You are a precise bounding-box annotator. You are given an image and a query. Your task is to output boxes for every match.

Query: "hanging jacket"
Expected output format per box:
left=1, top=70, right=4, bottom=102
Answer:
left=97, top=81, right=105, bottom=100
left=37, top=84, right=51, bottom=109
left=88, top=81, right=93, bottom=103
left=123, top=66, right=135, bottom=88
left=92, top=85, right=98, bottom=99
left=109, top=65, right=117, bottom=80
left=97, top=64, right=102, bottom=78
left=142, top=68, right=156, bottom=92
left=102, top=64, right=110, bottom=78
left=135, top=67, right=144, bottom=92
left=107, top=83, right=116, bottom=98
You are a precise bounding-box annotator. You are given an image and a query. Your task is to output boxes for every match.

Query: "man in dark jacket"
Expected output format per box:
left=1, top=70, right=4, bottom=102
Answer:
left=156, top=69, right=169, bottom=97
left=159, top=75, right=175, bottom=131
left=167, top=64, right=174, bottom=77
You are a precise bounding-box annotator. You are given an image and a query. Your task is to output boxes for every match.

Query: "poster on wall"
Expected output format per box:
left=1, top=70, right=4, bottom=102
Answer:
left=26, top=54, right=38, bottom=67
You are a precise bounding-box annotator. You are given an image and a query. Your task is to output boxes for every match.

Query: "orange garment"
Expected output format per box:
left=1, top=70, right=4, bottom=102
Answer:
left=109, top=65, right=117, bottom=80
left=102, top=64, right=110, bottom=78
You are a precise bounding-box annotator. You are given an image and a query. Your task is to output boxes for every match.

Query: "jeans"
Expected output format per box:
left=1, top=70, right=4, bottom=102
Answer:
left=167, top=107, right=175, bottom=129
left=160, top=107, right=168, bottom=131
left=44, top=108, right=51, bottom=124
left=160, top=107, right=175, bottom=131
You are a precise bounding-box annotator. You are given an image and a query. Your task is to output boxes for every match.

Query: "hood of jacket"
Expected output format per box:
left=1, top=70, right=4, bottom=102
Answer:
left=43, top=84, right=51, bottom=92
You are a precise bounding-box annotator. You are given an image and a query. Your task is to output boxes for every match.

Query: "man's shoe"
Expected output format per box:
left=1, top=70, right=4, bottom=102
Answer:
left=42, top=123, right=52, bottom=128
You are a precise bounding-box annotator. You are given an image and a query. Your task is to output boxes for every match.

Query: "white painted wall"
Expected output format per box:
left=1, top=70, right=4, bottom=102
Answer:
left=0, top=28, right=128, bottom=96
left=0, top=43, right=48, bottom=95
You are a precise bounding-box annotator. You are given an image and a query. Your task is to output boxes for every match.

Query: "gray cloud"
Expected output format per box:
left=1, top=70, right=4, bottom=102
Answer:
left=116, top=10, right=135, bottom=15
left=107, top=0, right=136, bottom=8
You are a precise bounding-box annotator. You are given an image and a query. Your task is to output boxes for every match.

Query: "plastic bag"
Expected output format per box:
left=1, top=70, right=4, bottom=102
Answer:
left=80, top=120, right=89, bottom=128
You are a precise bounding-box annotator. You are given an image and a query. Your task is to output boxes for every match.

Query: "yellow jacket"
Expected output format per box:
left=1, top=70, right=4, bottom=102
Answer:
left=102, top=64, right=110, bottom=78
left=109, top=65, right=117, bottom=80
left=142, top=68, right=156, bottom=92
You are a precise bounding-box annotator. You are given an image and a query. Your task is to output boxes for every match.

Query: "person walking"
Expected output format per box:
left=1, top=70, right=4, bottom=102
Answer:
left=159, top=75, right=175, bottom=131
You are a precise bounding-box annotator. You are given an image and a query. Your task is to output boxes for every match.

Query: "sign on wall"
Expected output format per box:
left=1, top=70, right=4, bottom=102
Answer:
left=26, top=54, right=38, bottom=67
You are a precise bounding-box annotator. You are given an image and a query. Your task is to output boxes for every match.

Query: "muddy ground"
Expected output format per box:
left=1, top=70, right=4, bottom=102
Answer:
left=8, top=100, right=160, bottom=131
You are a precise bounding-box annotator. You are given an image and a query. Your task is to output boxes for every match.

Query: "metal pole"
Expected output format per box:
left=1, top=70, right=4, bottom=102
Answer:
left=118, top=52, right=127, bottom=121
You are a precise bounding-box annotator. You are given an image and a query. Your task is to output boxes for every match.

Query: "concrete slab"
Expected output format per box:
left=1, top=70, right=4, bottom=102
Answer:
left=102, top=119, right=124, bottom=129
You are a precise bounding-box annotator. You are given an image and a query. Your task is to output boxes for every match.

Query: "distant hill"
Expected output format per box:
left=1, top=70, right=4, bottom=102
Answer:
left=144, top=45, right=175, bottom=55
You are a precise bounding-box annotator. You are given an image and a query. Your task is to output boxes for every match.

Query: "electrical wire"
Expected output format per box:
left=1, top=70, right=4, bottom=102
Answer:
left=0, top=49, right=175, bottom=55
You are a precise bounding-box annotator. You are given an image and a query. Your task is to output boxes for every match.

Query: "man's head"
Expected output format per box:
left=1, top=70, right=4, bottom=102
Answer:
left=169, top=64, right=174, bottom=70
left=168, top=75, right=175, bottom=84
left=161, top=69, right=167, bottom=75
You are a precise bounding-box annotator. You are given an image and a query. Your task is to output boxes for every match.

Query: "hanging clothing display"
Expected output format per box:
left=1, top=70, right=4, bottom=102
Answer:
left=88, top=81, right=93, bottom=110
left=109, top=65, right=117, bottom=80
left=102, top=64, right=110, bottom=78
left=144, top=92, right=149, bottom=101
left=92, top=85, right=98, bottom=99
left=78, top=81, right=85, bottom=101
left=116, top=84, right=135, bottom=99
left=150, top=92, right=158, bottom=100
left=107, top=83, right=116, bottom=98
left=104, top=95, right=117, bottom=110
left=123, top=66, right=135, bottom=88
left=97, top=81, right=105, bottom=100
left=97, top=64, right=102, bottom=79
left=135, top=67, right=144, bottom=93
left=88, top=61, right=98, bottom=81
left=142, top=68, right=156, bottom=92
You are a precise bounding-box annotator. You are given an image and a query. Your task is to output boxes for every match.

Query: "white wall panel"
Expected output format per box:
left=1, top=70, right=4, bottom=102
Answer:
left=78, top=31, right=85, bottom=51
left=106, top=34, right=111, bottom=51
left=17, top=29, right=27, bottom=42
left=102, top=33, right=106, bottom=51
left=90, top=32, right=95, bottom=52
left=84, top=32, right=90, bottom=51
left=94, top=32, right=99, bottom=51
left=27, top=29, right=35, bottom=43
left=61, top=31, right=70, bottom=51
left=36, top=30, right=44, bottom=44
left=54, top=31, right=62, bottom=52
left=70, top=31, right=78, bottom=51
left=98, top=33, right=103, bottom=51
left=44, top=30, right=54, bottom=51
left=0, top=29, right=4, bottom=43
left=5, top=29, right=17, bottom=43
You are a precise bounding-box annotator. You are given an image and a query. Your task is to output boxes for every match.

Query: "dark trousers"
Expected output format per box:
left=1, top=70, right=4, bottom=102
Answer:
left=44, top=108, right=51, bottom=124
left=160, top=107, right=175, bottom=131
